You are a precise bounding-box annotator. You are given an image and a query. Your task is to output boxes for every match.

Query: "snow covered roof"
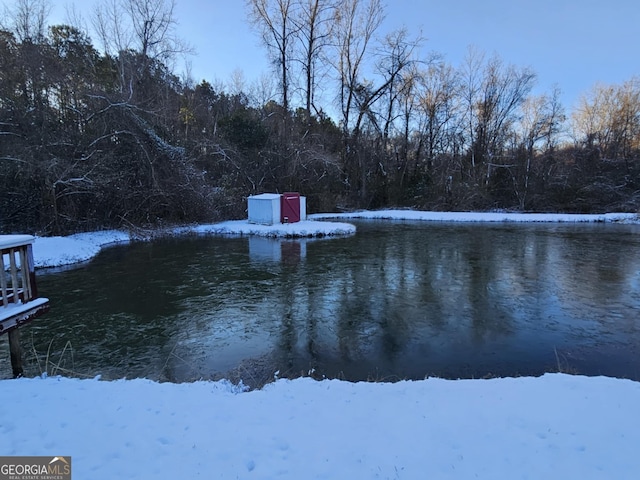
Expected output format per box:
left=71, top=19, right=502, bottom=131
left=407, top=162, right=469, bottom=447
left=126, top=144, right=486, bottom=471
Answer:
left=248, top=193, right=282, bottom=200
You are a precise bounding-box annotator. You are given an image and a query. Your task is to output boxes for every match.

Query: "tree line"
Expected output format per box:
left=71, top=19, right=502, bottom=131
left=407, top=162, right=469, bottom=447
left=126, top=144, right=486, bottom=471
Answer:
left=1, top=0, right=639, bottom=235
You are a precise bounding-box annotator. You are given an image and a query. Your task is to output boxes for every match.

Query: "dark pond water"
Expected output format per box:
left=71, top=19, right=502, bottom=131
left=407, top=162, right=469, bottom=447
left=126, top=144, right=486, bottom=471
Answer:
left=2, top=220, right=640, bottom=385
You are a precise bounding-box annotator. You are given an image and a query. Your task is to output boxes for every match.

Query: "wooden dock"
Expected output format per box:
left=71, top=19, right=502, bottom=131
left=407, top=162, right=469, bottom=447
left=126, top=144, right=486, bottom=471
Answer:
left=1, top=235, right=50, bottom=377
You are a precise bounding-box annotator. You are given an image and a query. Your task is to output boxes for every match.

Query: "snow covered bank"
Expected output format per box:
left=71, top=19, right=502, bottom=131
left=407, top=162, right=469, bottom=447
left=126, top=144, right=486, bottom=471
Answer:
left=188, top=219, right=356, bottom=238
left=311, top=209, right=640, bottom=223
left=32, top=230, right=131, bottom=269
left=1, top=373, right=638, bottom=479
left=31, top=220, right=355, bottom=269
left=28, top=210, right=639, bottom=269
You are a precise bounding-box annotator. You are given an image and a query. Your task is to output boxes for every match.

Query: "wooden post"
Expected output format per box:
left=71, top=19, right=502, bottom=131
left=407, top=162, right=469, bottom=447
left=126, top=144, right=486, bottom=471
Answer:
left=8, top=328, right=23, bottom=378
left=9, top=248, right=20, bottom=303
left=1, top=236, right=49, bottom=378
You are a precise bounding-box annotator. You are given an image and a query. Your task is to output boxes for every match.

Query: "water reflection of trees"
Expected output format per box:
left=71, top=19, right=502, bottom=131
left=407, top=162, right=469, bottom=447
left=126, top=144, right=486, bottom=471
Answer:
left=266, top=223, right=640, bottom=380
left=32, top=224, right=640, bottom=381
left=556, top=230, right=634, bottom=296
left=543, top=227, right=640, bottom=332
left=270, top=225, right=546, bottom=376
left=164, top=224, right=640, bottom=381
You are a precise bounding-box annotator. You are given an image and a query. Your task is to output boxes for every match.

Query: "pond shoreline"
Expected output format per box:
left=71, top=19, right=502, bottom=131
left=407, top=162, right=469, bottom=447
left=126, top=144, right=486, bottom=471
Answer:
left=31, top=218, right=356, bottom=269
left=30, top=210, right=640, bottom=269
left=26, top=215, right=640, bottom=384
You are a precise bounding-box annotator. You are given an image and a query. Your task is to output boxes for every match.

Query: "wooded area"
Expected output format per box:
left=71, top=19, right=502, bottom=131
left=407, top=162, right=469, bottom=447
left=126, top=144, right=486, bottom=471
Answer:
left=1, top=0, right=639, bottom=235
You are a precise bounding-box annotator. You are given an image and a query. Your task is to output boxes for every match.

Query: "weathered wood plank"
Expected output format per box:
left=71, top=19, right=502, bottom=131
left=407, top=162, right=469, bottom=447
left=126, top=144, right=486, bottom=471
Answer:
left=0, top=298, right=50, bottom=333
left=9, top=249, right=20, bottom=304
left=26, top=243, right=38, bottom=299
left=8, top=328, right=23, bottom=378
left=0, top=253, right=7, bottom=307
left=19, top=247, right=31, bottom=300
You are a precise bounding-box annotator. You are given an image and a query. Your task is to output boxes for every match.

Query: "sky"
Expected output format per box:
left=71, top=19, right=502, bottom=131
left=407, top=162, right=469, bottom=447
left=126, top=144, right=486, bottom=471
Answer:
left=15, top=0, right=637, bottom=113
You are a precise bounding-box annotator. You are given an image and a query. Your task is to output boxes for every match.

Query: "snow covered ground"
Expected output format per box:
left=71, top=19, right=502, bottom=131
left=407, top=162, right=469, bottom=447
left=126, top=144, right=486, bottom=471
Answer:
left=190, top=219, right=356, bottom=238
left=1, top=373, right=639, bottom=479
left=3, top=210, right=640, bottom=479
left=311, top=209, right=639, bottom=223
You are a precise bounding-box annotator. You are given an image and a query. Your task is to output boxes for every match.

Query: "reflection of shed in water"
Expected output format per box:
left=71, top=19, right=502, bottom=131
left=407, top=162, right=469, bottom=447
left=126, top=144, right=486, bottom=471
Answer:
left=1, top=235, right=50, bottom=377
left=249, top=237, right=307, bottom=263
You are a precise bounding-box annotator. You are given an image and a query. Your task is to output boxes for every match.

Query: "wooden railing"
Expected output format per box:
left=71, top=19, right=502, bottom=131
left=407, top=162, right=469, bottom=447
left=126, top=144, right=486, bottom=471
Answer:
left=1, top=235, right=49, bottom=333
left=1, top=236, right=35, bottom=306
left=0, top=235, right=49, bottom=377
left=1, top=235, right=49, bottom=377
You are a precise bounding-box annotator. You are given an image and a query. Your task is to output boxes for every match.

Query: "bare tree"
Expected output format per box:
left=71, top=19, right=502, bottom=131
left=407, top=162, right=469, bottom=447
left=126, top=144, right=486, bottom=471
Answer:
left=514, top=86, right=565, bottom=208
left=247, top=0, right=298, bottom=113
left=460, top=46, right=485, bottom=170
left=247, top=72, right=277, bottom=107
left=384, top=62, right=421, bottom=197
left=93, top=0, right=189, bottom=76
left=2, top=0, right=51, bottom=43
left=228, top=68, right=248, bottom=97
left=415, top=60, right=460, bottom=171
left=572, top=79, right=640, bottom=164
left=614, top=79, right=640, bottom=161
left=292, top=0, right=336, bottom=119
left=467, top=52, right=536, bottom=181
left=332, top=0, right=385, bottom=136
left=125, top=0, right=187, bottom=65
left=92, top=0, right=132, bottom=57
left=520, top=85, right=565, bottom=154
left=375, top=27, right=423, bottom=143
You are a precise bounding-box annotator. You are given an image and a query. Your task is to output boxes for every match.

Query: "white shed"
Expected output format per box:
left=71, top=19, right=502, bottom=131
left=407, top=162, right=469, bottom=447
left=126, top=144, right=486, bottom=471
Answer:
left=247, top=193, right=281, bottom=225
left=300, top=196, right=307, bottom=221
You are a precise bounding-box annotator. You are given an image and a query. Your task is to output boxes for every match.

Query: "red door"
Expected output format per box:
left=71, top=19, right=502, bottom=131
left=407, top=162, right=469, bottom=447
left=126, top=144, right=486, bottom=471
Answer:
left=280, top=193, right=301, bottom=223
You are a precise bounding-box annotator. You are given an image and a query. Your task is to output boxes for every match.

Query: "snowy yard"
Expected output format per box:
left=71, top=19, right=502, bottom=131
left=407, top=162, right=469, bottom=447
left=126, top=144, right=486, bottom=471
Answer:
left=1, top=373, right=639, bottom=479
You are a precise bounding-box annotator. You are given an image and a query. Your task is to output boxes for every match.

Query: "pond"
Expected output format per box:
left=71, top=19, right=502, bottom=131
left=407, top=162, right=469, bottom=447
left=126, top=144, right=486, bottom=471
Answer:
left=3, top=220, right=640, bottom=385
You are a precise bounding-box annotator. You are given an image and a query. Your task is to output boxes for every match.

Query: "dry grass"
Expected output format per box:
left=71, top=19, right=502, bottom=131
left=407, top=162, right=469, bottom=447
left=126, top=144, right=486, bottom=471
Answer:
left=27, top=335, right=94, bottom=379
